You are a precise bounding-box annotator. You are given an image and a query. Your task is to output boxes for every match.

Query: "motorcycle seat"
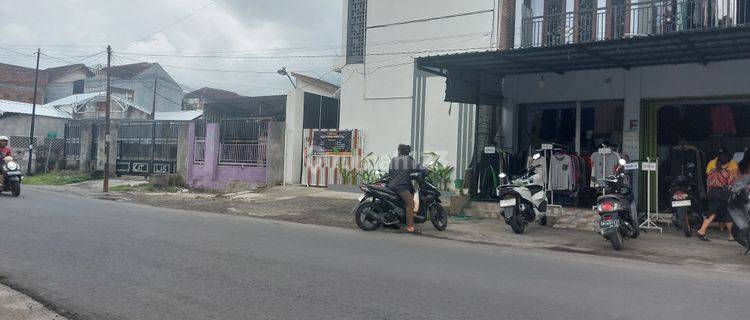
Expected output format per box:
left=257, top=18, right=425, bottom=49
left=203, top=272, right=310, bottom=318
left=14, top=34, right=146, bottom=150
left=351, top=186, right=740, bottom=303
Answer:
left=527, top=185, right=544, bottom=195
left=369, top=184, right=399, bottom=195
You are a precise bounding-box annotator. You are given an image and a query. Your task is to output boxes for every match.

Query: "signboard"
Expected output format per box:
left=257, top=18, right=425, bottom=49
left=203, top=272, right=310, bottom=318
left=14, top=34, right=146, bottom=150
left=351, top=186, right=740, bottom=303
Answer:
left=484, top=146, right=496, bottom=154
left=47, top=131, right=58, bottom=139
left=624, top=163, right=640, bottom=171
left=641, top=162, right=657, bottom=171
left=312, top=130, right=353, bottom=156
left=598, top=147, right=612, bottom=154
left=541, top=143, right=554, bottom=150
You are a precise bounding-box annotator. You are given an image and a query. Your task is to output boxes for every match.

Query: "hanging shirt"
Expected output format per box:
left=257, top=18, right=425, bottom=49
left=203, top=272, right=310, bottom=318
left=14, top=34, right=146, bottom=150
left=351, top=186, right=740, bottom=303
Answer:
left=711, top=105, right=737, bottom=135
left=527, top=155, right=547, bottom=185
left=550, top=154, right=573, bottom=191
left=592, top=152, right=621, bottom=180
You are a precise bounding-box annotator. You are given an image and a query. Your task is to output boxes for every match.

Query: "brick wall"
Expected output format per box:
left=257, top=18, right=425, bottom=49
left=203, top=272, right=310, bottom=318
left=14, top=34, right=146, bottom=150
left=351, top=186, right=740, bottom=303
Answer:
left=0, top=64, right=48, bottom=103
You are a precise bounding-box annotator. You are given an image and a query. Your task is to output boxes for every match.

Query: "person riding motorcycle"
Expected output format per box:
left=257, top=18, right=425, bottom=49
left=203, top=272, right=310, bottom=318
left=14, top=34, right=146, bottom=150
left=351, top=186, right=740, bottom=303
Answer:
left=387, top=144, right=427, bottom=234
left=0, top=136, right=12, bottom=186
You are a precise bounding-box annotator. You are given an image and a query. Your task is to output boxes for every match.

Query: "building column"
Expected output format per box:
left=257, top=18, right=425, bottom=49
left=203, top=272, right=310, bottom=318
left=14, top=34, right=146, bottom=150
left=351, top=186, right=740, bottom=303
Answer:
left=204, top=123, right=220, bottom=182
left=176, top=122, right=190, bottom=181
left=499, top=0, right=517, bottom=49
left=185, top=122, right=196, bottom=186
left=79, top=125, right=92, bottom=171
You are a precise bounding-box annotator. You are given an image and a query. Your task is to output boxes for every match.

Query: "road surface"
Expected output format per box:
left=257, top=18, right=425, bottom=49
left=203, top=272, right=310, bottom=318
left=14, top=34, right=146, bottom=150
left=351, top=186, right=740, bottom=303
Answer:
left=0, top=187, right=748, bottom=320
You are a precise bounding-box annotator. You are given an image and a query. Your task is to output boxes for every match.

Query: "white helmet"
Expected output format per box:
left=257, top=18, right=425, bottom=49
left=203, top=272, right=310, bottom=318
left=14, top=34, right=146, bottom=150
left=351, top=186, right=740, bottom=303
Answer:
left=0, top=136, right=7, bottom=142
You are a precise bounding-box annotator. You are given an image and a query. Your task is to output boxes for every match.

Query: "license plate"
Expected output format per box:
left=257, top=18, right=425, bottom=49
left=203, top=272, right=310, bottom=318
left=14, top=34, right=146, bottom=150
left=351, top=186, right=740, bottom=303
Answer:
left=672, top=200, right=691, bottom=207
left=358, top=195, right=366, bottom=202
left=499, top=198, right=516, bottom=207
left=600, top=219, right=620, bottom=229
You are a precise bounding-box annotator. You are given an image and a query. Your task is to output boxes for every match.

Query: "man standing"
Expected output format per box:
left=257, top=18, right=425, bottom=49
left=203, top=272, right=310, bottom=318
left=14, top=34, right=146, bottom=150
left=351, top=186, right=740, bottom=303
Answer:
left=387, top=144, right=426, bottom=234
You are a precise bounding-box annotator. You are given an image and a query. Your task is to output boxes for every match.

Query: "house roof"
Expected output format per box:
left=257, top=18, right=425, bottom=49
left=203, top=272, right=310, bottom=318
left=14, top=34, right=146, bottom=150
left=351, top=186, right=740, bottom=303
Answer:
left=184, top=87, right=241, bottom=100
left=45, top=92, right=151, bottom=115
left=102, top=62, right=155, bottom=79
left=291, top=72, right=339, bottom=93
left=45, top=64, right=94, bottom=81
left=0, top=99, right=71, bottom=119
left=154, top=110, right=203, bottom=121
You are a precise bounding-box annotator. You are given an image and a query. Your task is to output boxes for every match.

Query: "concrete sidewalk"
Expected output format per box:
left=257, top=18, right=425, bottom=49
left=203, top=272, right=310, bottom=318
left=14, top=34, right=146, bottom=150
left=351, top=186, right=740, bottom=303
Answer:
left=0, top=284, right=66, bottom=320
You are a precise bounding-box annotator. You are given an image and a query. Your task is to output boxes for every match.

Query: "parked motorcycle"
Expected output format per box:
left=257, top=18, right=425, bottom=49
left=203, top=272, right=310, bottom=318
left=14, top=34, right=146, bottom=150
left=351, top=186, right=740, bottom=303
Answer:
left=496, top=153, right=548, bottom=234
left=1, top=156, right=22, bottom=197
left=728, top=176, right=750, bottom=255
left=669, top=174, right=704, bottom=237
left=594, top=159, right=639, bottom=250
left=353, top=171, right=448, bottom=232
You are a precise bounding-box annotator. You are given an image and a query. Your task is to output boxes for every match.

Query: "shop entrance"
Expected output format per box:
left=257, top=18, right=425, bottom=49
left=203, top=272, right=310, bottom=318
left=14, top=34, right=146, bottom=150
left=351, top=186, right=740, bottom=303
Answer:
left=651, top=99, right=750, bottom=210
left=516, top=100, right=624, bottom=207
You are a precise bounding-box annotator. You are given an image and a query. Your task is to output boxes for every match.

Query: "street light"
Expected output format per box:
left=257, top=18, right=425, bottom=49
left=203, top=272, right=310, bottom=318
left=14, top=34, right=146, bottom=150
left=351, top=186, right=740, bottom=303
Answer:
left=277, top=67, right=297, bottom=89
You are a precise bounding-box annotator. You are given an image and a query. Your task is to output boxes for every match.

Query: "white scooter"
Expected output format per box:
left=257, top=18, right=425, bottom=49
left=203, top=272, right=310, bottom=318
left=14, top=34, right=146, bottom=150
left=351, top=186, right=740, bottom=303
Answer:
left=497, top=153, right=549, bottom=234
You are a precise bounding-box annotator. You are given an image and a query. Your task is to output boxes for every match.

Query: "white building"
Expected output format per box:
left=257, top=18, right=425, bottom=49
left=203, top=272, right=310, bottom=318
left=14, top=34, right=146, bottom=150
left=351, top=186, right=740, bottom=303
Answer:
left=332, top=0, right=502, bottom=184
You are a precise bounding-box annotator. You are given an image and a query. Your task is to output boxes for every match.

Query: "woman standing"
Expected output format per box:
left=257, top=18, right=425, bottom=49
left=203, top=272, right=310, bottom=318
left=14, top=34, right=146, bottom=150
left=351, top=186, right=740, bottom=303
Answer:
left=697, top=148, right=739, bottom=241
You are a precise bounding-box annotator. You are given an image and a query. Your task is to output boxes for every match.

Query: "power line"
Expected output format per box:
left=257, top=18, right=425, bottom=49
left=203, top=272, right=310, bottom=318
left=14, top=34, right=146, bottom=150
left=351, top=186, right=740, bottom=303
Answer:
left=123, top=0, right=221, bottom=51
left=118, top=46, right=492, bottom=60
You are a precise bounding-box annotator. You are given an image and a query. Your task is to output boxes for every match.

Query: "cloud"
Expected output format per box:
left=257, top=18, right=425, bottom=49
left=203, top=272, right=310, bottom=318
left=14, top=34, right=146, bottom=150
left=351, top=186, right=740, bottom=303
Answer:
left=0, top=0, right=343, bottom=96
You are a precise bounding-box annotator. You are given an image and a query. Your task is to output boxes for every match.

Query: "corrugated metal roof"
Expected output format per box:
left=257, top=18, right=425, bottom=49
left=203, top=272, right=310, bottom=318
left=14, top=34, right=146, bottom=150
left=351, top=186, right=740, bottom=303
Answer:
left=0, top=99, right=71, bottom=119
left=154, top=110, right=203, bottom=121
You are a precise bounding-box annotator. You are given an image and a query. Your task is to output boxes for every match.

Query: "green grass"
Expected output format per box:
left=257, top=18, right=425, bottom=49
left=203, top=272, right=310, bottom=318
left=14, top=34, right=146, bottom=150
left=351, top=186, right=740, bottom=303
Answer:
left=23, top=171, right=94, bottom=186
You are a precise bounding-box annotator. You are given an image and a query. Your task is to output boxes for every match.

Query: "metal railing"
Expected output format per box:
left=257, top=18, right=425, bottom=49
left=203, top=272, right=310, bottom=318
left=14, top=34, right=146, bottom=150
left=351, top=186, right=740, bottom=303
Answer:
left=64, top=123, right=84, bottom=159
left=520, top=0, right=749, bottom=48
left=194, top=140, right=206, bottom=164
left=219, top=143, right=267, bottom=165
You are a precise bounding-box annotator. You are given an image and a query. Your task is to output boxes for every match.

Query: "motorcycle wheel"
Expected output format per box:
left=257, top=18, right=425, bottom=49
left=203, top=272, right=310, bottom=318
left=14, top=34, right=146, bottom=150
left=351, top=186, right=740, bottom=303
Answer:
left=538, top=215, right=548, bottom=226
left=681, top=216, right=692, bottom=238
left=10, top=181, right=20, bottom=197
left=608, top=231, right=624, bottom=251
left=430, top=205, right=448, bottom=231
left=355, top=202, right=382, bottom=231
left=509, top=207, right=526, bottom=234
left=731, top=224, right=749, bottom=249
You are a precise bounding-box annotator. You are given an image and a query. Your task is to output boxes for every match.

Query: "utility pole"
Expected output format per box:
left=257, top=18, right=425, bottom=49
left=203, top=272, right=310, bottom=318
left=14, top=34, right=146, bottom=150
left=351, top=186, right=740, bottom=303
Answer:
left=103, top=45, right=112, bottom=193
left=26, top=48, right=41, bottom=175
left=150, top=78, right=158, bottom=173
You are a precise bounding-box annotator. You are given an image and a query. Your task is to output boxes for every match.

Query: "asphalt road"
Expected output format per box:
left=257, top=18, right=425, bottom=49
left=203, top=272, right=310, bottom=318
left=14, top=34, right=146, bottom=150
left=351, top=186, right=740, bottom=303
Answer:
left=1, top=188, right=749, bottom=320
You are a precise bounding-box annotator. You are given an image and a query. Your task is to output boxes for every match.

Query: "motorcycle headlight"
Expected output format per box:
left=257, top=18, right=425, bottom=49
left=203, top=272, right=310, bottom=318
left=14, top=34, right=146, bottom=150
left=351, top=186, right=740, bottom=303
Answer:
left=6, top=161, right=19, bottom=171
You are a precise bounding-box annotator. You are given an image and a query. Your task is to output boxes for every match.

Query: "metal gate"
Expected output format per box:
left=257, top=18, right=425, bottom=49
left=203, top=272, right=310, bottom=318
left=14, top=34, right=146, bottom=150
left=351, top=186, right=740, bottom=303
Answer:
left=117, top=121, right=179, bottom=175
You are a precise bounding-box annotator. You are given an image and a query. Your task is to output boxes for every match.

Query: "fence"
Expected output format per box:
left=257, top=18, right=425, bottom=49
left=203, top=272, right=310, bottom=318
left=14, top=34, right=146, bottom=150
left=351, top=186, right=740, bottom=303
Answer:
left=64, top=123, right=84, bottom=160
left=218, top=118, right=269, bottom=166
left=521, top=0, right=750, bottom=48
left=194, top=120, right=206, bottom=164
left=117, top=120, right=180, bottom=175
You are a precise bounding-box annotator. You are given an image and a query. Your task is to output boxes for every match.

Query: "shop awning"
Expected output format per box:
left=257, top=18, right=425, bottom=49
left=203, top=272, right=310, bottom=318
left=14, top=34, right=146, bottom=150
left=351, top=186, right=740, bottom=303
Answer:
left=417, top=26, right=750, bottom=105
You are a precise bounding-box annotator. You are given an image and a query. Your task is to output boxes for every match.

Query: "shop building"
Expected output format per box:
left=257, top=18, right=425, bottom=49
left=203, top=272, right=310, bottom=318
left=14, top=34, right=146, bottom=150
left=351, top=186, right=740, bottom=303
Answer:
left=416, top=0, right=750, bottom=210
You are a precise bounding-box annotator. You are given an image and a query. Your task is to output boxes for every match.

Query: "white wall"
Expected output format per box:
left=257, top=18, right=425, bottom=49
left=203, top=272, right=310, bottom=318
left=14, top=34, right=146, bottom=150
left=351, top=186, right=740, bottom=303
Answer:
left=339, top=0, right=498, bottom=180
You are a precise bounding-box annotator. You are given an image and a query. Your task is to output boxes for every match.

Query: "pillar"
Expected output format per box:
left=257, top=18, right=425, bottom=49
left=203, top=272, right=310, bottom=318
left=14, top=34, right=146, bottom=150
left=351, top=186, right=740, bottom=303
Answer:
left=204, top=123, right=220, bottom=182
left=79, top=124, right=92, bottom=171
left=499, top=0, right=517, bottom=49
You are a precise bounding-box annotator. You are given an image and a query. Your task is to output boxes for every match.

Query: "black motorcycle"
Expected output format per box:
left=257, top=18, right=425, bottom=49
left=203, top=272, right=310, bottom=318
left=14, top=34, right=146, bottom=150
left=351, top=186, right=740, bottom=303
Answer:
left=1, top=156, right=22, bottom=197
left=354, top=172, right=448, bottom=232
left=728, top=177, right=750, bottom=255
left=669, top=175, right=704, bottom=237
left=594, top=160, right=639, bottom=250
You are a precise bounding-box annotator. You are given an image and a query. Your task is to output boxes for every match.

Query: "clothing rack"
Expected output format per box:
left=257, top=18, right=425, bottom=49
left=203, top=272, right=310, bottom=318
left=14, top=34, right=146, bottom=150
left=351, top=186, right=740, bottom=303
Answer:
left=536, top=143, right=571, bottom=205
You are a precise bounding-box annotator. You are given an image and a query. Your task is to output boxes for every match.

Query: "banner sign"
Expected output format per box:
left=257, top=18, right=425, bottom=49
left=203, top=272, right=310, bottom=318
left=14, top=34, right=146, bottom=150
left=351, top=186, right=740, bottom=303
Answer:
left=312, top=130, right=353, bottom=156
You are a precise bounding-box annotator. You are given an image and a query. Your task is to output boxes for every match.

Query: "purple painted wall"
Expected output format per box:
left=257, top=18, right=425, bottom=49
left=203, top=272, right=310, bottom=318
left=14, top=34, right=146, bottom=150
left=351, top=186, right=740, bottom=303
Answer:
left=186, top=122, right=269, bottom=190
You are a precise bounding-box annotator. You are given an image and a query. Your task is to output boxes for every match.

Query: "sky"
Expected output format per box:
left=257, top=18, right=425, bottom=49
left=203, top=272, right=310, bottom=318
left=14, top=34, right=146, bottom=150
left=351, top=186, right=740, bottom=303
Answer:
left=0, top=0, right=343, bottom=96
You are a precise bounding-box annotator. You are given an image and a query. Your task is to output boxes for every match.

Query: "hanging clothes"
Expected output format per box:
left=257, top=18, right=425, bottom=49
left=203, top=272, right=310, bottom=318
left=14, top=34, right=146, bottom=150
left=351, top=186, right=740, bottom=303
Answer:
left=711, top=105, right=737, bottom=135
left=550, top=154, right=574, bottom=191
left=592, top=151, right=622, bottom=180
left=527, top=155, right=547, bottom=185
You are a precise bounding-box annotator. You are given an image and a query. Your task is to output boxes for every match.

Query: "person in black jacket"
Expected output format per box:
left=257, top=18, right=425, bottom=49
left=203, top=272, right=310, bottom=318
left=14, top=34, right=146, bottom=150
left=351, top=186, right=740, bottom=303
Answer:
left=388, top=144, right=426, bottom=234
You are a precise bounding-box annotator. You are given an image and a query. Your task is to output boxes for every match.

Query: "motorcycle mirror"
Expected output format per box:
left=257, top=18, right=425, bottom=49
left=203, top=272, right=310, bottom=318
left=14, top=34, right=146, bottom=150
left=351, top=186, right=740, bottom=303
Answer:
left=532, top=153, right=541, bottom=160
left=618, top=159, right=627, bottom=166
left=498, top=172, right=507, bottom=179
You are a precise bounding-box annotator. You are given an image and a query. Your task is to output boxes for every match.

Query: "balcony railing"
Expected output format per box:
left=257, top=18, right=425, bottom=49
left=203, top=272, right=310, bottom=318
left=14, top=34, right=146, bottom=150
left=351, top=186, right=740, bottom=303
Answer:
left=520, top=0, right=749, bottom=48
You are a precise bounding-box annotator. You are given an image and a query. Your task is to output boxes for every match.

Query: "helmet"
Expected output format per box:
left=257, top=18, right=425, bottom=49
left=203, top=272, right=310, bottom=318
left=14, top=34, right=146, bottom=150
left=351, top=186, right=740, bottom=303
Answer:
left=0, top=136, right=7, bottom=142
